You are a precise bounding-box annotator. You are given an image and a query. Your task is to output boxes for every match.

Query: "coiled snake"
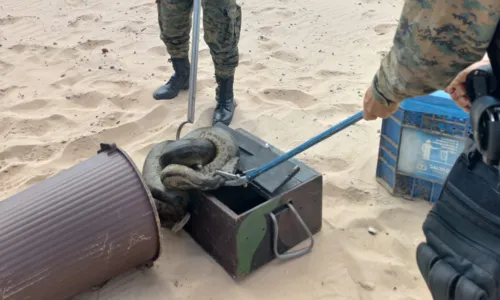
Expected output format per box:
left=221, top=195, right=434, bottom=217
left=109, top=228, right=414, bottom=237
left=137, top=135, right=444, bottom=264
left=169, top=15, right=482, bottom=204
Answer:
left=142, top=126, right=239, bottom=232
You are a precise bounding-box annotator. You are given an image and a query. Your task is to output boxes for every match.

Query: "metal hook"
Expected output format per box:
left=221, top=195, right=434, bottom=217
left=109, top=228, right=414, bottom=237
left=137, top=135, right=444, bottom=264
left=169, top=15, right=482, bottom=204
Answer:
left=176, top=120, right=190, bottom=140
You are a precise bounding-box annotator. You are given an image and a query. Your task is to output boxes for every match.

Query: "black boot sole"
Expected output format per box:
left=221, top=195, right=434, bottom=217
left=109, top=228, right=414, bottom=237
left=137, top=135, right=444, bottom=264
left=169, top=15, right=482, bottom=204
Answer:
left=153, top=85, right=189, bottom=100
left=212, top=100, right=237, bottom=126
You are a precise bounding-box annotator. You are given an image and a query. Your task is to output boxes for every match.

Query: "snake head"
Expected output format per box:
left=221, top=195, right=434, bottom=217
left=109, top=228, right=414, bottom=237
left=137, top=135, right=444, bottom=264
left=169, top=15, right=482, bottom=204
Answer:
left=161, top=164, right=227, bottom=191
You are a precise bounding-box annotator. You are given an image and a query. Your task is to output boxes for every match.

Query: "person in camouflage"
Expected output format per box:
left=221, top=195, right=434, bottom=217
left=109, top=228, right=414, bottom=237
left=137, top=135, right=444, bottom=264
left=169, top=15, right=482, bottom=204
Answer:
left=362, top=0, right=500, bottom=121
left=153, top=0, right=241, bottom=126
left=361, top=2, right=500, bottom=299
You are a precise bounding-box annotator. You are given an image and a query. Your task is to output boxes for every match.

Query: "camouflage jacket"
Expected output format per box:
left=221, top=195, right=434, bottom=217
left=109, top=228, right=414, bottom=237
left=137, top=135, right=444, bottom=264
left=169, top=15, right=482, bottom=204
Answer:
left=372, top=0, right=500, bottom=105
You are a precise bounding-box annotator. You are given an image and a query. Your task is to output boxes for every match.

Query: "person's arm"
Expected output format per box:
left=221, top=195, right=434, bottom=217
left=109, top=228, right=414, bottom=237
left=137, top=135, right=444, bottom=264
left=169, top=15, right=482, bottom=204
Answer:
left=371, top=0, right=500, bottom=105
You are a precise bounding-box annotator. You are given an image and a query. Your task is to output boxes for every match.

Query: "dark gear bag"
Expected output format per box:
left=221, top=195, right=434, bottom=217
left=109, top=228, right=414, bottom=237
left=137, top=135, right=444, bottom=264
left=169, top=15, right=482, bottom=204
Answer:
left=416, top=135, right=500, bottom=300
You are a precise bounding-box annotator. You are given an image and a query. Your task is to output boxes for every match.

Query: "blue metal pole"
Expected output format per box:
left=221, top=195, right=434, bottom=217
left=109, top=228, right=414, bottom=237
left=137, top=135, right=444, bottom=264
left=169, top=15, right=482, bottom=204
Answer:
left=246, top=111, right=364, bottom=181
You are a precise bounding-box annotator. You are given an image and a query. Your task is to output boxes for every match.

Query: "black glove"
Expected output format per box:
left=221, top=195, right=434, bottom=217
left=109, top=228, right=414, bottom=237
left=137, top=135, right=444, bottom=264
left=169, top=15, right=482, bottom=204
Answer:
left=416, top=137, right=500, bottom=300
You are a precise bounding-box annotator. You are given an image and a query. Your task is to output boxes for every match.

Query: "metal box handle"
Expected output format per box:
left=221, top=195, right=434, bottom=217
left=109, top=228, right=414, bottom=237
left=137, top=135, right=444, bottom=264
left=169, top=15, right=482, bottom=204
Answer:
left=269, top=202, right=314, bottom=260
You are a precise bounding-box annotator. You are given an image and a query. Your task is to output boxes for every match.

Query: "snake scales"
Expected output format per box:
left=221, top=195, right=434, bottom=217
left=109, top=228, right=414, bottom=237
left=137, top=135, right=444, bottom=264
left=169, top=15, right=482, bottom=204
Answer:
left=142, top=126, right=239, bottom=231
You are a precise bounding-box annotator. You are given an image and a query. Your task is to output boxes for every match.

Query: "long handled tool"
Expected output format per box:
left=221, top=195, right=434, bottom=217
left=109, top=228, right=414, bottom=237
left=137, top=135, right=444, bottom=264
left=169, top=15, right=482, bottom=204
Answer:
left=176, top=0, right=202, bottom=140
left=169, top=0, right=202, bottom=232
left=216, top=111, right=364, bottom=186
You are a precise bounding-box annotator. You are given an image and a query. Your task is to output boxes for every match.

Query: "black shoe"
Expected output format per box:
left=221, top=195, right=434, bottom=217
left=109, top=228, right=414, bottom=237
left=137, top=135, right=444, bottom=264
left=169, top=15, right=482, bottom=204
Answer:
left=153, top=57, right=190, bottom=100
left=213, top=75, right=236, bottom=126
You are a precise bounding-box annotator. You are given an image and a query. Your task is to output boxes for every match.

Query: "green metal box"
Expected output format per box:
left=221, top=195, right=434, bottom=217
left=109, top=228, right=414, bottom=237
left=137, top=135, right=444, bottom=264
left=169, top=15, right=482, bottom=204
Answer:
left=184, top=124, right=323, bottom=280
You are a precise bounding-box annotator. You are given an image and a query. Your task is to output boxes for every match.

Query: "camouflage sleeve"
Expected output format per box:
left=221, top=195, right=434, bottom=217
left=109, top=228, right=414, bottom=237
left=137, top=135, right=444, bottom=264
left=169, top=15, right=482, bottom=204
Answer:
left=372, top=0, right=500, bottom=105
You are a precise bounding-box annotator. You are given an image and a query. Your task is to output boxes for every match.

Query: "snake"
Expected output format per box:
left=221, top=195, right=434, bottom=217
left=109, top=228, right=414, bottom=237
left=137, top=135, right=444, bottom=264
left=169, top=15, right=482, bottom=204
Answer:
left=142, top=137, right=215, bottom=230
left=142, top=126, right=240, bottom=232
left=161, top=126, right=240, bottom=191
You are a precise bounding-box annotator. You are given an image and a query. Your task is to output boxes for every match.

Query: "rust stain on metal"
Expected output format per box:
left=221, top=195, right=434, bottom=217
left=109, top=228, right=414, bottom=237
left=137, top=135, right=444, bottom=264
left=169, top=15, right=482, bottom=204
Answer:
left=0, top=144, right=161, bottom=300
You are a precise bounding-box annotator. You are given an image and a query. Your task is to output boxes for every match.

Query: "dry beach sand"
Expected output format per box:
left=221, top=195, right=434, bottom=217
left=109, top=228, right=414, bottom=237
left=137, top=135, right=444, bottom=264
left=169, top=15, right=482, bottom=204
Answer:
left=0, top=0, right=435, bottom=299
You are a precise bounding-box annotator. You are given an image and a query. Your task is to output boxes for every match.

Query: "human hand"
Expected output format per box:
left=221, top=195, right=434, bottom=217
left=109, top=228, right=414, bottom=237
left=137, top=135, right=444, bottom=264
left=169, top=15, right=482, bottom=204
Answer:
left=362, top=86, right=400, bottom=120
left=444, top=55, right=490, bottom=113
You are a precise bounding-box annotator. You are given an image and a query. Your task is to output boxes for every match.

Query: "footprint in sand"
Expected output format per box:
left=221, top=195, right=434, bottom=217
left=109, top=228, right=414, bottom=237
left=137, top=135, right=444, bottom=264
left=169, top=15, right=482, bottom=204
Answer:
left=148, top=46, right=167, bottom=56
left=0, top=86, right=27, bottom=100
left=8, top=44, right=34, bottom=54
left=66, top=91, right=108, bottom=109
left=51, top=75, right=84, bottom=89
left=59, top=136, right=100, bottom=164
left=106, top=92, right=142, bottom=110
left=25, top=54, right=43, bottom=64
left=0, top=15, right=36, bottom=26
left=249, top=62, right=267, bottom=71
left=64, top=0, right=88, bottom=7
left=315, top=104, right=361, bottom=118
left=258, top=39, right=281, bottom=52
left=68, top=14, right=100, bottom=27
left=120, top=24, right=144, bottom=35
left=45, top=46, right=80, bottom=61
left=250, top=6, right=276, bottom=15
left=129, top=3, right=156, bottom=13
left=258, top=26, right=274, bottom=35
left=276, top=9, right=295, bottom=18
left=301, top=156, right=350, bottom=172
left=0, top=60, right=14, bottom=75
left=362, top=9, right=377, bottom=18
left=316, top=69, right=357, bottom=78
left=295, top=76, right=315, bottom=85
left=9, top=114, right=77, bottom=137
left=323, top=182, right=371, bottom=204
left=261, top=88, right=316, bottom=108
left=346, top=217, right=384, bottom=232
left=91, top=80, right=137, bottom=94
left=8, top=44, right=80, bottom=62
left=377, top=207, right=428, bottom=231
left=270, top=50, right=303, bottom=64
left=373, top=23, right=397, bottom=36
left=76, top=39, right=114, bottom=51
left=10, top=99, right=50, bottom=112
left=97, top=105, right=169, bottom=145
left=91, top=111, right=126, bottom=129
left=0, top=144, right=61, bottom=163
left=0, top=164, right=28, bottom=192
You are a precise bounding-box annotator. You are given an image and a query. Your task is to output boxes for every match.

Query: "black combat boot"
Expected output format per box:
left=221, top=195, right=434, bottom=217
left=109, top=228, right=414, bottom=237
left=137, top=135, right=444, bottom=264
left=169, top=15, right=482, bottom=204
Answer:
left=213, top=75, right=236, bottom=126
left=153, top=57, right=190, bottom=100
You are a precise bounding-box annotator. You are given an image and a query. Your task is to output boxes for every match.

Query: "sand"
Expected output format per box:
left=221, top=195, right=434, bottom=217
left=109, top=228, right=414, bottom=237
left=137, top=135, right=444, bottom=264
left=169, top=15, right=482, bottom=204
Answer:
left=0, top=0, right=435, bottom=299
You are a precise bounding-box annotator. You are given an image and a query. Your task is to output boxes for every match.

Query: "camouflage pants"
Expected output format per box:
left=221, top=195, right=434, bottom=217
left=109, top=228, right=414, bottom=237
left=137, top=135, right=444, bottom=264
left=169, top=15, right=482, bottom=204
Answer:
left=156, top=0, right=241, bottom=78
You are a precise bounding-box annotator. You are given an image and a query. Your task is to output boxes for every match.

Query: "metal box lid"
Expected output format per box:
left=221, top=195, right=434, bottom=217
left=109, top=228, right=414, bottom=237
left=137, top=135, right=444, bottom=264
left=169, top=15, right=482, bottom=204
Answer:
left=214, top=123, right=298, bottom=195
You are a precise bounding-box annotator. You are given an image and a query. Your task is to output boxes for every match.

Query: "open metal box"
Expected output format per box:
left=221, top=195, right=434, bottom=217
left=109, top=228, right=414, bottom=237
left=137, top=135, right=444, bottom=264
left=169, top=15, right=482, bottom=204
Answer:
left=183, top=123, right=323, bottom=280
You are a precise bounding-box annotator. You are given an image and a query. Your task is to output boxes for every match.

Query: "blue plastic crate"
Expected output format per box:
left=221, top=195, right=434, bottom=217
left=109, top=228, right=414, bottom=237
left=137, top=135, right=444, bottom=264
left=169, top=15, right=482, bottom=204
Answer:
left=375, top=90, right=471, bottom=202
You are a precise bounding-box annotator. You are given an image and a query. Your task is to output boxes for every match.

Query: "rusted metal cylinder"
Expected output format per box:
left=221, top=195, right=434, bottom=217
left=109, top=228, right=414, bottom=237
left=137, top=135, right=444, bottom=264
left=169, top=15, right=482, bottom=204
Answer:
left=0, top=143, right=162, bottom=300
